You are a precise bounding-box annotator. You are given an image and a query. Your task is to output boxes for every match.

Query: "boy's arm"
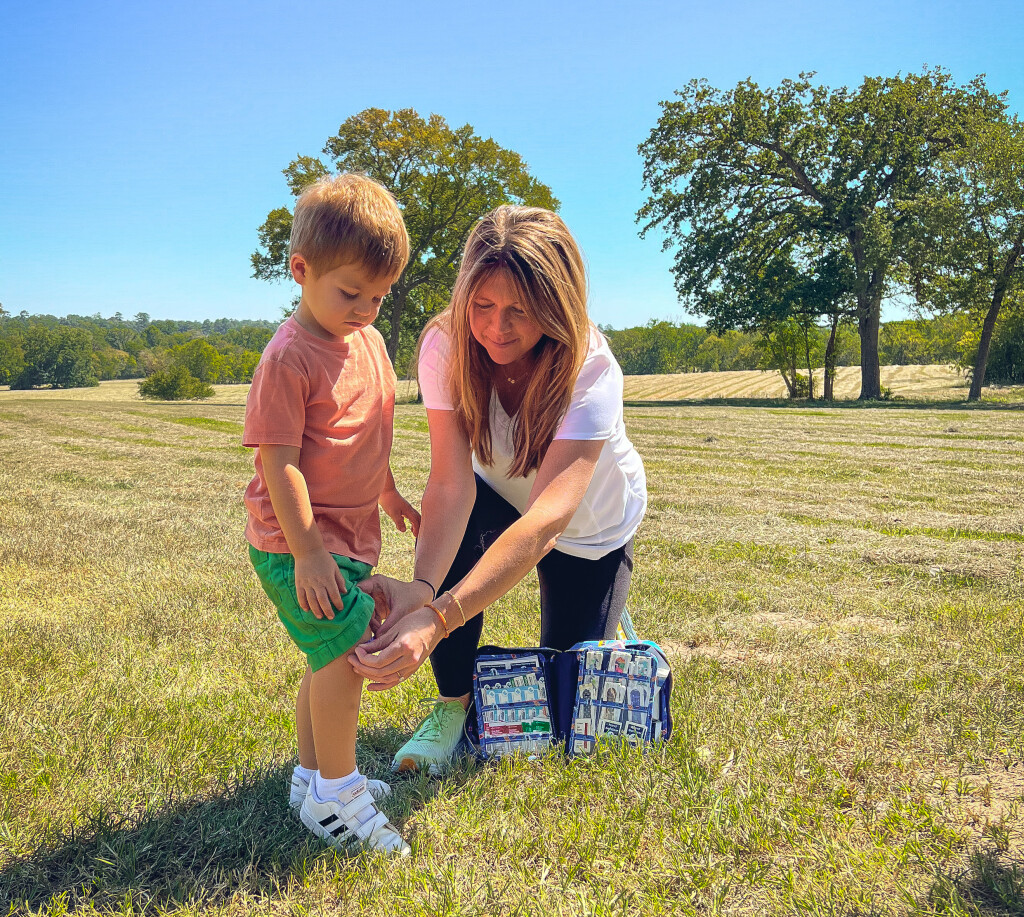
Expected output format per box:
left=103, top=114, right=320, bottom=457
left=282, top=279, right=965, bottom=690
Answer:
left=378, top=465, right=421, bottom=536
left=260, top=443, right=348, bottom=620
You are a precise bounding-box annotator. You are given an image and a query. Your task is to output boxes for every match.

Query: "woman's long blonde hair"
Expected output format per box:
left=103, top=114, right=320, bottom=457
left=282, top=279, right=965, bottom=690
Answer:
left=422, top=206, right=591, bottom=477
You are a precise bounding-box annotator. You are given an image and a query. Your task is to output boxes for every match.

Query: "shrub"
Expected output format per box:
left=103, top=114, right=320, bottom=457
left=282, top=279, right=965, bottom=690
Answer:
left=789, top=373, right=811, bottom=399
left=138, top=367, right=214, bottom=400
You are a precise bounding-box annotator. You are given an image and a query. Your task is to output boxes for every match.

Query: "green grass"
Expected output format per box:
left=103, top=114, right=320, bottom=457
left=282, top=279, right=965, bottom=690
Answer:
left=164, top=417, right=245, bottom=435
left=1, top=389, right=1023, bottom=916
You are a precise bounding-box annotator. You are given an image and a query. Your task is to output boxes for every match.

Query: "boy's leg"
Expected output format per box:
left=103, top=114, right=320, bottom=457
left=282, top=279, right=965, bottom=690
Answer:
left=308, top=630, right=368, bottom=778
left=290, top=652, right=390, bottom=811
left=296, top=665, right=316, bottom=770
left=300, top=629, right=409, bottom=855
left=536, top=538, right=634, bottom=650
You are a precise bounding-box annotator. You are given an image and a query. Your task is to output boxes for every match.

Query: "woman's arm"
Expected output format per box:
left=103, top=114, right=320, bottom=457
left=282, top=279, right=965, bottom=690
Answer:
left=350, top=437, right=603, bottom=687
left=411, top=409, right=477, bottom=595
left=359, top=408, right=477, bottom=628
left=439, top=437, right=604, bottom=618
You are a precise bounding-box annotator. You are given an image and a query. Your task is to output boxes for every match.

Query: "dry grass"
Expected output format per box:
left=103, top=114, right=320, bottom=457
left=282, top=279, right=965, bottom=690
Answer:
left=621, top=364, right=981, bottom=401
left=1, top=381, right=1023, bottom=916
left=6, top=362, right=1021, bottom=409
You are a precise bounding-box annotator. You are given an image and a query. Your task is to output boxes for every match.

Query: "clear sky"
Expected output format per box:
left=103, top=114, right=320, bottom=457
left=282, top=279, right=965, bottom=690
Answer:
left=1, top=0, right=1021, bottom=329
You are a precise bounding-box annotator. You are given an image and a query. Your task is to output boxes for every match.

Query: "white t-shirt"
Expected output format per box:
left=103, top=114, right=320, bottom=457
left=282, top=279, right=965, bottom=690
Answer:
left=418, top=326, right=647, bottom=559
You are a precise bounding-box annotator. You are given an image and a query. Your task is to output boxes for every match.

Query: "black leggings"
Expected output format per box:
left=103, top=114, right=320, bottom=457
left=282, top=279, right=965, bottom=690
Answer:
left=429, top=475, right=634, bottom=697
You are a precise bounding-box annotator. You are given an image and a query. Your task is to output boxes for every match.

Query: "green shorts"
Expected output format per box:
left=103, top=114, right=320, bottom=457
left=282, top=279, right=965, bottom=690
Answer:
left=248, top=545, right=374, bottom=672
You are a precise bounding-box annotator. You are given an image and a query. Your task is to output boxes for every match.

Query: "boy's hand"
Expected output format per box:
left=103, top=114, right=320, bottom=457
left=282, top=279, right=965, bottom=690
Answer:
left=294, top=549, right=348, bottom=620
left=378, top=489, right=421, bottom=536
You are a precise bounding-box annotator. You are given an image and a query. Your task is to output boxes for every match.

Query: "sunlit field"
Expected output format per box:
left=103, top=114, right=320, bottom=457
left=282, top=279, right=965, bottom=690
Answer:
left=1, top=374, right=1023, bottom=916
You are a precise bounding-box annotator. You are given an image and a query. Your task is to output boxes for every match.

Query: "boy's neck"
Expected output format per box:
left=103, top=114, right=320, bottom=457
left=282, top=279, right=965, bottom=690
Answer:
left=293, top=301, right=354, bottom=343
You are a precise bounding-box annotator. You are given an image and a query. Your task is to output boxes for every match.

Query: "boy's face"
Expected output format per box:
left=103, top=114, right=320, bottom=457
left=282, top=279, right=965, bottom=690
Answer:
left=290, top=255, right=393, bottom=342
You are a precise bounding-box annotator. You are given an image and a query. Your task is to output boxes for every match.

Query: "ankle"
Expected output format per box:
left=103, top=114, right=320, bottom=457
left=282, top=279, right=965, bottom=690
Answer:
left=312, top=767, right=361, bottom=803
left=438, top=693, right=470, bottom=710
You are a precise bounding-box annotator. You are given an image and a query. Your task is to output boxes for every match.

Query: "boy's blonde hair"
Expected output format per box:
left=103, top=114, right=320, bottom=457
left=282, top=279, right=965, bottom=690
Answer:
left=424, top=205, right=591, bottom=477
left=289, top=173, right=410, bottom=280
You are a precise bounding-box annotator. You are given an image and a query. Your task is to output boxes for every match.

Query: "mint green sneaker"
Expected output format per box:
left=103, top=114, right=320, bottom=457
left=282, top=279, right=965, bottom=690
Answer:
left=392, top=700, right=468, bottom=775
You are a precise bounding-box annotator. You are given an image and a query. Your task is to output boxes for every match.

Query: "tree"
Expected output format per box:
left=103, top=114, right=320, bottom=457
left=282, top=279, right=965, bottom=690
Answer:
left=0, top=335, right=25, bottom=386
left=169, top=338, right=223, bottom=383
left=902, top=118, right=1024, bottom=400
left=638, top=69, right=1005, bottom=399
left=983, top=296, right=1024, bottom=384
left=252, top=108, right=558, bottom=364
left=11, top=326, right=98, bottom=389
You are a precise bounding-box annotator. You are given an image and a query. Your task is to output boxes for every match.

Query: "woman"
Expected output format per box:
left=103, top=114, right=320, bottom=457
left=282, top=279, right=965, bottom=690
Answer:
left=348, top=205, right=647, bottom=772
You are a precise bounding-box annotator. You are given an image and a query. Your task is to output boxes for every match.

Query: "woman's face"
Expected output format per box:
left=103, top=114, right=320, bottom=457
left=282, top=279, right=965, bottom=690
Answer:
left=469, top=272, right=544, bottom=369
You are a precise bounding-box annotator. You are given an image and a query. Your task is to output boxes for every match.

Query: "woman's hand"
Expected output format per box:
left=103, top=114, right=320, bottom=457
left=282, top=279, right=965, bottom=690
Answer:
left=348, top=607, right=442, bottom=691
left=358, top=574, right=434, bottom=636
left=379, top=488, right=421, bottom=536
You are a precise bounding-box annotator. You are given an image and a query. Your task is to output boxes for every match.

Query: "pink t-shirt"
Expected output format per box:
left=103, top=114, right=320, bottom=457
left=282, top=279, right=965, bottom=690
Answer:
left=243, top=317, right=396, bottom=566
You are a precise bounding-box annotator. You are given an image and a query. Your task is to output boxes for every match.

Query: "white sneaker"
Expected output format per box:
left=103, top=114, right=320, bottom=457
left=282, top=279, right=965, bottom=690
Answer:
left=300, top=776, right=410, bottom=856
left=289, top=767, right=391, bottom=810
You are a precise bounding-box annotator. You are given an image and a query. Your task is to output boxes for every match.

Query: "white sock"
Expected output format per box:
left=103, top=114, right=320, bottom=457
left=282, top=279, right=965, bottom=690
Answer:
left=312, top=767, right=376, bottom=826
left=294, top=763, right=315, bottom=783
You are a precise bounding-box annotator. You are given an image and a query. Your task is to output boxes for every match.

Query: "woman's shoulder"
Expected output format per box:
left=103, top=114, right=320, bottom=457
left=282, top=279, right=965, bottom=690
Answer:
left=420, top=323, right=451, bottom=354
left=417, top=321, right=456, bottom=410
left=574, top=326, right=621, bottom=392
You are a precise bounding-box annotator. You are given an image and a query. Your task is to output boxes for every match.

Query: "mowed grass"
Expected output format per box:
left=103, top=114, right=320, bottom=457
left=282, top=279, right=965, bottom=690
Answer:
left=1, top=380, right=1023, bottom=916
left=620, top=364, right=986, bottom=402
left=5, top=362, right=1021, bottom=408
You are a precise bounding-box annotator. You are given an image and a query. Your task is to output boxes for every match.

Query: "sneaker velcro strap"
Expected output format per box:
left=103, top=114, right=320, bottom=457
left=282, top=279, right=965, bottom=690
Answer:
left=336, top=788, right=375, bottom=822
left=324, top=818, right=355, bottom=842
left=353, top=810, right=391, bottom=843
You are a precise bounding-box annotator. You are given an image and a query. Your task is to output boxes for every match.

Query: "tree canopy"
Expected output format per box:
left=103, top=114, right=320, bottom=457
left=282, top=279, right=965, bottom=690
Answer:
left=901, top=117, right=1024, bottom=399
left=252, top=108, right=557, bottom=367
left=0, top=312, right=275, bottom=390
left=638, top=68, right=1006, bottom=399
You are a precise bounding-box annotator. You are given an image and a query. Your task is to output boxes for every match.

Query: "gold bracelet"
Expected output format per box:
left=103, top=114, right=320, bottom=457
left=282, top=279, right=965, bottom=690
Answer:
left=424, top=602, right=450, bottom=638
left=441, top=590, right=466, bottom=628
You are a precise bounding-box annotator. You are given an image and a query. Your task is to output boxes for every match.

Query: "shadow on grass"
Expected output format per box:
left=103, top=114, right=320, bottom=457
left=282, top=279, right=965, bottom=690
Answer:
left=928, top=848, right=1024, bottom=915
left=623, top=396, right=1024, bottom=411
left=0, top=724, right=476, bottom=915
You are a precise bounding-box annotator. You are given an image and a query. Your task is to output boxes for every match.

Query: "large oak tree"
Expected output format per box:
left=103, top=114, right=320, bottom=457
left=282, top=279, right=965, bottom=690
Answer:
left=253, top=108, right=557, bottom=366
left=638, top=69, right=1004, bottom=399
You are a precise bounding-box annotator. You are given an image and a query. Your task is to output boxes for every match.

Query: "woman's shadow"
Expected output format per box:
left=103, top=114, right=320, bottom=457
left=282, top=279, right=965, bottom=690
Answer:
left=0, top=724, right=476, bottom=914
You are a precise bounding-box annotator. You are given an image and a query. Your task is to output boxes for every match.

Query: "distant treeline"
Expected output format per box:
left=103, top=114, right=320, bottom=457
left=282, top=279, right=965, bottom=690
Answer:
left=603, top=312, right=1023, bottom=383
left=0, top=310, right=276, bottom=389
left=1, top=308, right=1020, bottom=392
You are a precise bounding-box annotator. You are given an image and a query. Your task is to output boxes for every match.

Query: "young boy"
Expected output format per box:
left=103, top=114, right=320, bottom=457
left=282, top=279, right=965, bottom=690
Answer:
left=244, top=174, right=418, bottom=856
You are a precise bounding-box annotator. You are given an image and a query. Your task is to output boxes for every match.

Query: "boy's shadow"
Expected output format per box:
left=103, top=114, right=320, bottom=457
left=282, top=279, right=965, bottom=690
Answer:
left=1, top=725, right=475, bottom=914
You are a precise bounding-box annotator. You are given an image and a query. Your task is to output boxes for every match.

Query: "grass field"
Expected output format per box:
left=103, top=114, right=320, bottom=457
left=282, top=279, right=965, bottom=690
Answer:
left=1, top=372, right=1023, bottom=916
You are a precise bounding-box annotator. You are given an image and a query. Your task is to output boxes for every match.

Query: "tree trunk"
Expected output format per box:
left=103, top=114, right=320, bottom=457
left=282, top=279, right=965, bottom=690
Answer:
left=969, top=285, right=1006, bottom=401
left=385, top=289, right=406, bottom=364
left=971, top=234, right=1023, bottom=401
left=802, top=322, right=814, bottom=400
left=857, top=294, right=882, bottom=400
left=823, top=314, right=839, bottom=402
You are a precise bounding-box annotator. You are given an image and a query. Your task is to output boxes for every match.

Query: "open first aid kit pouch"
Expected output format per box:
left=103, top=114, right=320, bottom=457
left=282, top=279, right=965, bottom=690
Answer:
left=465, top=640, right=672, bottom=758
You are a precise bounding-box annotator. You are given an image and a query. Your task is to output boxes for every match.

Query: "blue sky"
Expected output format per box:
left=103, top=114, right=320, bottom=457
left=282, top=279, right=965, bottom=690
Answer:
left=1, top=0, right=1021, bottom=330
